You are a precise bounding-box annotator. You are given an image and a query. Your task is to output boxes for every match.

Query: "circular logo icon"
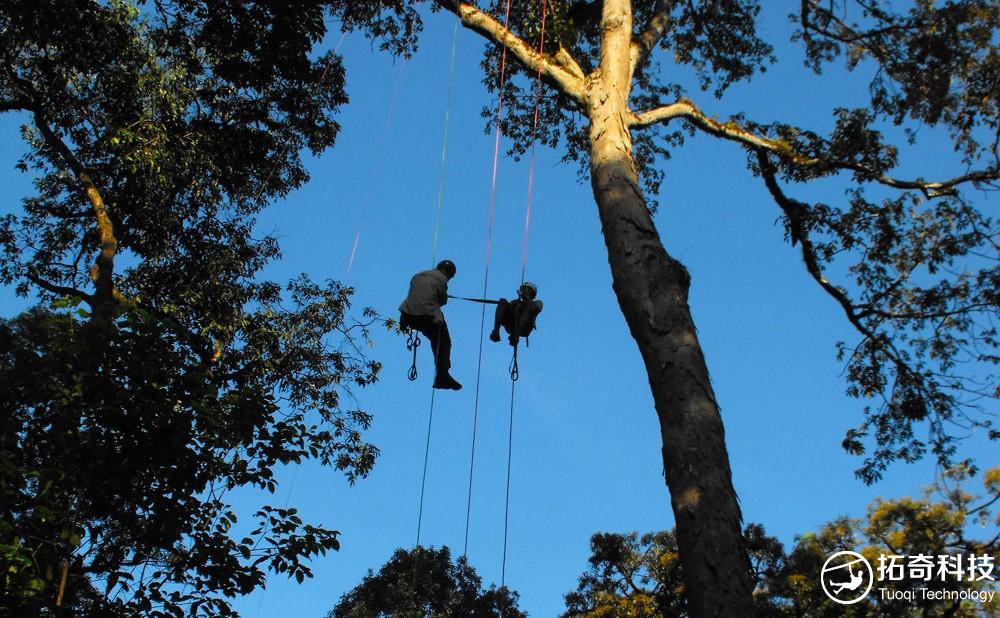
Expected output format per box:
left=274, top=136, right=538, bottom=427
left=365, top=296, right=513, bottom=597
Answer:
left=821, top=551, right=873, bottom=605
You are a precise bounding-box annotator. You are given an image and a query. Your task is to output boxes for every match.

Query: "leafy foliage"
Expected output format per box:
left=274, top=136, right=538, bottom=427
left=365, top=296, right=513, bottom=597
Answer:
left=564, top=467, right=1000, bottom=617
left=0, top=283, right=381, bottom=616
left=329, top=546, right=526, bottom=618
left=561, top=525, right=783, bottom=617
left=443, top=0, right=999, bottom=481
left=474, top=0, right=775, bottom=204
left=0, top=0, right=420, bottom=615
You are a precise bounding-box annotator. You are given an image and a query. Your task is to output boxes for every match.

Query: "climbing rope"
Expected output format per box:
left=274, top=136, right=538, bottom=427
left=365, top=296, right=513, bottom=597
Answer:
left=500, top=377, right=517, bottom=586
left=463, top=0, right=516, bottom=559
left=415, top=18, right=461, bottom=548
left=347, top=55, right=408, bottom=276
left=500, top=0, right=549, bottom=586
left=433, top=20, right=460, bottom=266
left=415, top=387, right=437, bottom=547
left=507, top=344, right=519, bottom=382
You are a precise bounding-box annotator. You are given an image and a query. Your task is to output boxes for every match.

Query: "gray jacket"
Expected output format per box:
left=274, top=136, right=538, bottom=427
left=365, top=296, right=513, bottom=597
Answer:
left=399, top=268, right=448, bottom=322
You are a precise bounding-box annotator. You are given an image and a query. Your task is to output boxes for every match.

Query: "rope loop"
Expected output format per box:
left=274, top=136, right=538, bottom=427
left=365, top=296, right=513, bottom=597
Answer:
left=406, top=330, right=421, bottom=381
left=508, top=344, right=519, bottom=382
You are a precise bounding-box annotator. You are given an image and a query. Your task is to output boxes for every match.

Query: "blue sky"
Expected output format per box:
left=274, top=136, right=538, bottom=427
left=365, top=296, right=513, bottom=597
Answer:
left=1, top=3, right=995, bottom=617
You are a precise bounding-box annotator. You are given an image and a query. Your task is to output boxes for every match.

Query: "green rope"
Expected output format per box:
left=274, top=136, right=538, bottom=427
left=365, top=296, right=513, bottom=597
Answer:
left=431, top=20, right=459, bottom=266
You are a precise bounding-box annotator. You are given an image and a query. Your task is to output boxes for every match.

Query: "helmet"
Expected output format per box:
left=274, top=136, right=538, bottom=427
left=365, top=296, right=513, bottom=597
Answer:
left=518, top=281, right=537, bottom=299
left=436, top=260, right=457, bottom=279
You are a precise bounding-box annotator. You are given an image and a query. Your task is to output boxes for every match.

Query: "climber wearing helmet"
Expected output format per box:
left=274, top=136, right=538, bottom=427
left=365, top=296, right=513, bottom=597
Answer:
left=489, top=281, right=543, bottom=347
left=400, top=260, right=462, bottom=390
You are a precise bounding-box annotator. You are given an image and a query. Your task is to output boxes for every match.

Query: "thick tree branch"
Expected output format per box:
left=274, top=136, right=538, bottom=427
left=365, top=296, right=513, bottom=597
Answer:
left=29, top=109, right=87, bottom=177
left=436, top=0, right=588, bottom=106
left=0, top=98, right=30, bottom=112
left=599, top=0, right=634, bottom=91
left=555, top=46, right=586, bottom=80
left=635, top=100, right=1000, bottom=195
left=26, top=273, right=94, bottom=305
left=631, top=99, right=822, bottom=164
left=630, top=0, right=677, bottom=76
left=29, top=109, right=119, bottom=305
left=6, top=70, right=121, bottom=305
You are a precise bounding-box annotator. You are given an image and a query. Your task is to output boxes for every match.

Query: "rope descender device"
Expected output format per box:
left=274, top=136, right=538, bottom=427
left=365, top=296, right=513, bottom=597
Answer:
left=405, top=329, right=421, bottom=381
left=508, top=343, right=519, bottom=382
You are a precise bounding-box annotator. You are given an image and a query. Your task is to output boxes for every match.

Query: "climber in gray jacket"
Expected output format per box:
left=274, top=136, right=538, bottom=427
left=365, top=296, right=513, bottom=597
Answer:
left=399, top=260, right=462, bottom=390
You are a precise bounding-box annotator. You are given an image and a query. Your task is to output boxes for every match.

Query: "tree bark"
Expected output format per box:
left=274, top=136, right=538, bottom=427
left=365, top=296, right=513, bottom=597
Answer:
left=586, top=3, right=754, bottom=614
left=587, top=106, right=754, bottom=616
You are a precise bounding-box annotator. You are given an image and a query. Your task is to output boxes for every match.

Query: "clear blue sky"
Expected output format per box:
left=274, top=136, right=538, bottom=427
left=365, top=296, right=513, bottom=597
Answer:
left=1, top=4, right=995, bottom=617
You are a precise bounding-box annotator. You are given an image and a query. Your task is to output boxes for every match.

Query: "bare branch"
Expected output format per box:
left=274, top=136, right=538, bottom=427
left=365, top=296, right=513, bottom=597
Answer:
left=630, top=0, right=678, bottom=76
left=436, top=0, right=588, bottom=106
left=756, top=150, right=862, bottom=332
left=856, top=168, right=1000, bottom=198
left=26, top=273, right=93, bottom=305
left=755, top=151, right=947, bottom=431
left=0, top=98, right=29, bottom=112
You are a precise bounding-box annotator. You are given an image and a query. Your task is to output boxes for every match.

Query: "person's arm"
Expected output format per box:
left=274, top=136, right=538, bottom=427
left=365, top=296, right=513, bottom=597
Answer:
left=438, top=279, right=448, bottom=306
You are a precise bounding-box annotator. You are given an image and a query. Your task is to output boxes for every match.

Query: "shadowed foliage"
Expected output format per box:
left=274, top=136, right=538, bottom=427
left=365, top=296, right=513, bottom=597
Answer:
left=0, top=1, right=423, bottom=615
left=329, top=546, right=526, bottom=618
left=564, top=468, right=1000, bottom=617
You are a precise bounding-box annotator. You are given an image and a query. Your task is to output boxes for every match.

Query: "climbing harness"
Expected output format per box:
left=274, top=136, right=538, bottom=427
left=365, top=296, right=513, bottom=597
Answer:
left=405, top=328, right=421, bottom=381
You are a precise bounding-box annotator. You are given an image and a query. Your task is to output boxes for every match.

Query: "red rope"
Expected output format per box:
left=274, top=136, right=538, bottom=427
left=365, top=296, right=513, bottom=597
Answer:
left=503, top=0, right=549, bottom=589
left=520, top=1, right=548, bottom=283
left=347, top=57, right=407, bottom=275
left=465, top=0, right=517, bottom=562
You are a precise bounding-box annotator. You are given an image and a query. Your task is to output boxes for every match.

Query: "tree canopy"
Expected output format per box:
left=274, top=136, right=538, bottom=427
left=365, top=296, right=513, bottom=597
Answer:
left=441, top=0, right=999, bottom=481
left=1, top=0, right=997, bottom=614
left=329, top=546, right=526, bottom=618
left=0, top=1, right=420, bottom=615
left=422, top=0, right=998, bottom=612
left=563, top=467, right=1000, bottom=617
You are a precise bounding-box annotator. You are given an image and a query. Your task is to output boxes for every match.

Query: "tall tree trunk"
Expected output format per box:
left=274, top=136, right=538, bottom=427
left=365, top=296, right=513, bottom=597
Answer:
left=442, top=0, right=756, bottom=611
left=587, top=68, right=755, bottom=618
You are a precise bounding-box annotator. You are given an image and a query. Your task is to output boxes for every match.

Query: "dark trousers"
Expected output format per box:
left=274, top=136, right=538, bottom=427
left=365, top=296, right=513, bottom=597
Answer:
left=493, top=299, right=537, bottom=337
left=400, top=312, right=452, bottom=373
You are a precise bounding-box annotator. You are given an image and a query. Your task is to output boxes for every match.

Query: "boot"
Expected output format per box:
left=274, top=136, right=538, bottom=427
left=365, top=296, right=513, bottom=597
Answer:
left=432, top=371, right=462, bottom=390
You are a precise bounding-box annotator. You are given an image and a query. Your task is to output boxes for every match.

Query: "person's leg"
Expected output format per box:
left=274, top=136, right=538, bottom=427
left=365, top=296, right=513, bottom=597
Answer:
left=405, top=314, right=444, bottom=369
left=435, top=321, right=452, bottom=371
left=507, top=300, right=527, bottom=346
left=425, top=320, right=460, bottom=390
left=514, top=301, right=537, bottom=337
left=490, top=298, right=509, bottom=342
